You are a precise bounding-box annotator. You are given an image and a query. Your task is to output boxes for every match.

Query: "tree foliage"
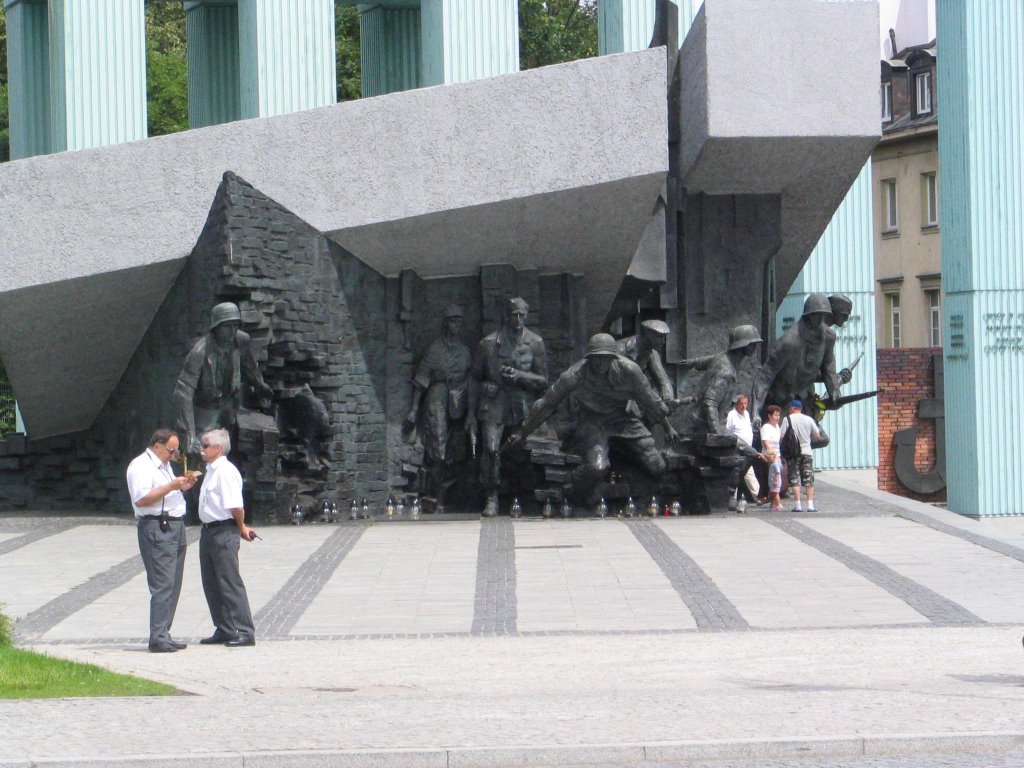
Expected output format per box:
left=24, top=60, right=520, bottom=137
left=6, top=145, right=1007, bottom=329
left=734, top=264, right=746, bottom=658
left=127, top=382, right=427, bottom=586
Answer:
left=336, top=5, right=362, bottom=102
left=145, top=3, right=188, bottom=137
left=519, top=0, right=598, bottom=71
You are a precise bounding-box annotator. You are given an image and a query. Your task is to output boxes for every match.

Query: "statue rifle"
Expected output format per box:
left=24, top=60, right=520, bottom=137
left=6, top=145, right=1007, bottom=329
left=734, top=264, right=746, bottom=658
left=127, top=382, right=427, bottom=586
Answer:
left=818, top=389, right=879, bottom=411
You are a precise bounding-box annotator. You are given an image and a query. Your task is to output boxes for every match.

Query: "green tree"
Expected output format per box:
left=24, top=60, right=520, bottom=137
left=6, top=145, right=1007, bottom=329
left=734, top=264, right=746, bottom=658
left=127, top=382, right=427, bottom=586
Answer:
left=145, top=3, right=188, bottom=137
left=519, top=0, right=598, bottom=71
left=336, top=5, right=362, bottom=102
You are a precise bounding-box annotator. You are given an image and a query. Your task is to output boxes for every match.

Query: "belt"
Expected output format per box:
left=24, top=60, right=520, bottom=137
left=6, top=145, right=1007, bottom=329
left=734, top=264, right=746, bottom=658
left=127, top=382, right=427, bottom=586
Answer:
left=139, top=515, right=184, bottom=522
left=202, top=519, right=236, bottom=530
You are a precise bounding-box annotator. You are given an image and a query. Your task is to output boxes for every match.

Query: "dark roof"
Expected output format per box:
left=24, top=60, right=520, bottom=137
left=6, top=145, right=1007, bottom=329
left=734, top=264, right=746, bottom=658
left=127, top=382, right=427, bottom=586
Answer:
left=883, top=111, right=937, bottom=136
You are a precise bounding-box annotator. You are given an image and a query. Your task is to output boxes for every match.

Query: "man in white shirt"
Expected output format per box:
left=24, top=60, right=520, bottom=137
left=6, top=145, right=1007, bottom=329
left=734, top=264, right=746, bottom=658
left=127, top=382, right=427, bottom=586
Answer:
left=724, top=395, right=763, bottom=513
left=126, top=428, right=197, bottom=653
left=780, top=399, right=822, bottom=512
left=197, top=428, right=258, bottom=647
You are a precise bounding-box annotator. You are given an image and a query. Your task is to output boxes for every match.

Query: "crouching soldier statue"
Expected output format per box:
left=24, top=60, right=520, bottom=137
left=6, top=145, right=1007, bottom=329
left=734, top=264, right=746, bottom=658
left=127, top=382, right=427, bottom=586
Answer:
left=504, top=333, right=679, bottom=510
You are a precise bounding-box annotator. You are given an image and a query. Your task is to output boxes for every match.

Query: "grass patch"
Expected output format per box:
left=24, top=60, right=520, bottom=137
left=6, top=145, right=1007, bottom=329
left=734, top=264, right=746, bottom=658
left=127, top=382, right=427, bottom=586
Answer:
left=0, top=603, right=175, bottom=699
left=0, top=645, right=178, bottom=699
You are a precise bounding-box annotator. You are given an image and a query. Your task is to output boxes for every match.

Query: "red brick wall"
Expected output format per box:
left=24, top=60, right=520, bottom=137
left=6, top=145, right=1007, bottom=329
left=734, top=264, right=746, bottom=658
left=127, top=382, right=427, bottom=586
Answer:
left=876, top=347, right=946, bottom=503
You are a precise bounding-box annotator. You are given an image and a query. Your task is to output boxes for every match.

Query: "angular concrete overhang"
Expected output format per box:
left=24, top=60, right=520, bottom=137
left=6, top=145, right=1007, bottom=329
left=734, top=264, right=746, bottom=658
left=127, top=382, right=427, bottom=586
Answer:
left=678, top=0, right=880, bottom=299
left=0, top=49, right=667, bottom=439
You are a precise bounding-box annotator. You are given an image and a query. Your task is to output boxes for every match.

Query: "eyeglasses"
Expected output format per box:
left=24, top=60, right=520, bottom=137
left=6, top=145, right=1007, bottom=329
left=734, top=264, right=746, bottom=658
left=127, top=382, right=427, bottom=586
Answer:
left=201, top=442, right=213, bottom=449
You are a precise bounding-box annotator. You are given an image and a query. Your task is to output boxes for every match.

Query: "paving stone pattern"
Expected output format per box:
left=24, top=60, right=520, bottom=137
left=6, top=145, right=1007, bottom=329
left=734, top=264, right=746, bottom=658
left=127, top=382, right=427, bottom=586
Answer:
left=767, top=518, right=984, bottom=626
left=0, top=519, right=77, bottom=557
left=471, top=517, right=517, bottom=635
left=9, top=481, right=1024, bottom=645
left=626, top=518, right=749, bottom=631
left=256, top=523, right=367, bottom=638
left=13, top=528, right=200, bottom=641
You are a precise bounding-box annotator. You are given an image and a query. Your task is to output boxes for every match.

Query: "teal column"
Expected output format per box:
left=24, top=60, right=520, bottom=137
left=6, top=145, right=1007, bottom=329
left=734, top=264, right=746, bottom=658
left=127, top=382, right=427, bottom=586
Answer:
left=359, top=4, right=421, bottom=97
left=185, top=2, right=242, bottom=128
left=778, top=163, right=879, bottom=470
left=5, top=0, right=51, bottom=159
left=238, top=0, right=337, bottom=119
left=420, top=0, right=518, bottom=87
left=598, top=0, right=657, bottom=54
left=597, top=1, right=698, bottom=56
left=938, top=0, right=1024, bottom=517
left=48, top=0, right=148, bottom=152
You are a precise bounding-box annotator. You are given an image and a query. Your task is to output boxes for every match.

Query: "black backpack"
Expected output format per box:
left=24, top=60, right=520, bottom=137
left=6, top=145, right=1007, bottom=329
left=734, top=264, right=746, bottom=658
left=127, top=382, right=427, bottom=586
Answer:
left=781, top=415, right=801, bottom=460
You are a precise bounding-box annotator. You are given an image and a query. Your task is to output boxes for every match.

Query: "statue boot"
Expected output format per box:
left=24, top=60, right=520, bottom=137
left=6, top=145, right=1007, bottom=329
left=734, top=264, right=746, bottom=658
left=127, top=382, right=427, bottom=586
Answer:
left=482, top=494, right=499, bottom=518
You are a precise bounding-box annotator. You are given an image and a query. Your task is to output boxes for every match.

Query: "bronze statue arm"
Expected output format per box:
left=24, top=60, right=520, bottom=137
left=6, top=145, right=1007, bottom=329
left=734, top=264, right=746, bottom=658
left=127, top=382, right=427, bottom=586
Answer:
left=647, top=350, right=675, bottom=402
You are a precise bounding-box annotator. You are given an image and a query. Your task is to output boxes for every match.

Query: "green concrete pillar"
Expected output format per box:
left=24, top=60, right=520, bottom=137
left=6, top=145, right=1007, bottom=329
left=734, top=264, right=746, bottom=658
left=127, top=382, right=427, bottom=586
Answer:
left=420, top=0, right=518, bottom=87
left=185, top=2, right=242, bottom=128
left=777, top=163, right=879, bottom=470
left=598, top=0, right=657, bottom=54
left=48, top=0, right=148, bottom=152
left=238, top=0, right=337, bottom=119
left=597, top=1, right=699, bottom=56
left=358, top=4, right=421, bottom=97
left=5, top=0, right=147, bottom=157
left=938, top=0, right=1024, bottom=516
left=5, top=0, right=50, bottom=160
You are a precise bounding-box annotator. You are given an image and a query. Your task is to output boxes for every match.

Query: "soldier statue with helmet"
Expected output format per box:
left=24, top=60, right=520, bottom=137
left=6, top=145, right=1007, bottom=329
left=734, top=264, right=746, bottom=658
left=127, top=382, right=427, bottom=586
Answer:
left=504, top=333, right=679, bottom=509
left=172, top=302, right=273, bottom=455
left=681, top=324, right=764, bottom=438
left=751, top=292, right=838, bottom=446
left=617, top=319, right=677, bottom=405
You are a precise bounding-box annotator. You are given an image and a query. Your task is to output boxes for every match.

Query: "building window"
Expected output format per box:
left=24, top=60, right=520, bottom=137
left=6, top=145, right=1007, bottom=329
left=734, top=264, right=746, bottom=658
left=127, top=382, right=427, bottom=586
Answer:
left=882, top=178, right=899, bottom=234
left=882, top=81, right=892, bottom=122
left=921, top=172, right=938, bottom=227
left=915, top=71, right=932, bottom=115
left=927, top=289, right=941, bottom=346
left=887, top=292, right=902, bottom=348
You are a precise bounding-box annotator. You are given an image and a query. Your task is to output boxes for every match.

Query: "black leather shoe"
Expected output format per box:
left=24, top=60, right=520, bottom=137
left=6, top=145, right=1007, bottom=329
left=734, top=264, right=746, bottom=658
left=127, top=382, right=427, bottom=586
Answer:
left=148, top=643, right=178, bottom=653
left=224, top=636, right=256, bottom=648
left=200, top=633, right=235, bottom=645
left=169, top=639, right=187, bottom=650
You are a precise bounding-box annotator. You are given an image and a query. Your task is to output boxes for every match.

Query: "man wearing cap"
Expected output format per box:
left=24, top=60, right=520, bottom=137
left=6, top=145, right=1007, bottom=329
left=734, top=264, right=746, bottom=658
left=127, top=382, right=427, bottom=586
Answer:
left=126, top=428, right=197, bottom=653
left=173, top=302, right=274, bottom=455
left=780, top=399, right=821, bottom=512
left=751, top=293, right=838, bottom=444
left=404, top=304, right=473, bottom=513
left=467, top=297, right=548, bottom=517
left=617, top=319, right=676, bottom=404
left=505, top=333, right=678, bottom=508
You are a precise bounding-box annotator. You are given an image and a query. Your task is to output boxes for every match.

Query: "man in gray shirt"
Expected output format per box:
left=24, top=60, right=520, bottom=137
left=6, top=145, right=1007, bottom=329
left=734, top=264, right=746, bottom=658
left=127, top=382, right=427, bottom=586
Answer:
left=779, top=400, right=821, bottom=512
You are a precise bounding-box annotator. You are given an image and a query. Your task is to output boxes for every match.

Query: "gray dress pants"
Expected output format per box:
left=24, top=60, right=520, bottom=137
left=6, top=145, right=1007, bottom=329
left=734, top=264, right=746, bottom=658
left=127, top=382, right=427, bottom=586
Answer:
left=199, top=525, right=255, bottom=639
left=137, top=517, right=187, bottom=646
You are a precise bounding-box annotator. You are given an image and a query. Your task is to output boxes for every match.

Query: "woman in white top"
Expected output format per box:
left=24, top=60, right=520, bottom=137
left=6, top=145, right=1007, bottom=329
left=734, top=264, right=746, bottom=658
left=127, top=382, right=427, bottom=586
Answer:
left=760, top=404, right=783, bottom=453
left=758, top=404, right=784, bottom=501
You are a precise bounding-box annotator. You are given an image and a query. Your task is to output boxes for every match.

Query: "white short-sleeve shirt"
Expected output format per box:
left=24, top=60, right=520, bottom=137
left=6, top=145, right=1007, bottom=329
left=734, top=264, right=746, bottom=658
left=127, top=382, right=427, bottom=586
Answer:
left=126, top=448, right=187, bottom=519
left=198, top=455, right=244, bottom=523
left=725, top=408, right=754, bottom=447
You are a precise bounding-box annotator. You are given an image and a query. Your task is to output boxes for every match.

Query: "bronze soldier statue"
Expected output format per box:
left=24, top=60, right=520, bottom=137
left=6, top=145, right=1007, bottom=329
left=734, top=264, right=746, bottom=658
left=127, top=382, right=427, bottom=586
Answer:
left=467, top=297, right=548, bottom=517
left=505, top=333, right=678, bottom=509
left=172, top=302, right=273, bottom=455
left=687, top=324, right=763, bottom=438
left=751, top=293, right=837, bottom=446
left=404, top=303, right=473, bottom=514
left=617, top=319, right=677, bottom=405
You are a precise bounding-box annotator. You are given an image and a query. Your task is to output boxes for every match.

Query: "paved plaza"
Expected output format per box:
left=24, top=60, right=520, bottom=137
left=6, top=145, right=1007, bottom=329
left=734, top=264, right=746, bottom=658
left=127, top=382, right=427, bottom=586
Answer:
left=2, top=473, right=1024, bottom=767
